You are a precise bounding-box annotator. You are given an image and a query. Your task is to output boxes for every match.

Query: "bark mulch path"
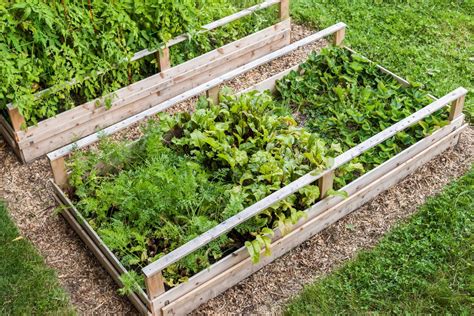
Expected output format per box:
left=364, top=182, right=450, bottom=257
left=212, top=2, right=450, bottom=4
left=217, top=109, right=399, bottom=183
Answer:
left=1, top=21, right=472, bottom=315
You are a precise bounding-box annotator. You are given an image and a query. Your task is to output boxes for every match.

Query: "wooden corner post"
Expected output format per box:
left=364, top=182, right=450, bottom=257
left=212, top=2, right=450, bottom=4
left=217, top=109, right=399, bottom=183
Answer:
left=8, top=107, right=26, bottom=133
left=206, top=86, right=220, bottom=104
left=318, top=171, right=335, bottom=199
left=156, top=46, right=171, bottom=72
left=448, top=93, right=466, bottom=122
left=279, top=0, right=290, bottom=20
left=145, top=271, right=166, bottom=315
left=333, top=25, right=346, bottom=46
left=50, top=157, right=69, bottom=189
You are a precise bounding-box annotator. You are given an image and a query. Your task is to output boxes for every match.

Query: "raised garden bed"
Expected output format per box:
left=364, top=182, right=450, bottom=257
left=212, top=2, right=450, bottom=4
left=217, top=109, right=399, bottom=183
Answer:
left=48, top=21, right=467, bottom=316
left=0, top=0, right=289, bottom=163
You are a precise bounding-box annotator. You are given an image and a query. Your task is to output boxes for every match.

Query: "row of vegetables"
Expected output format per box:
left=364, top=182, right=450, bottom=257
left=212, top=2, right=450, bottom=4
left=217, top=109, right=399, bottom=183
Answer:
left=1, top=0, right=276, bottom=125
left=66, top=46, right=447, bottom=292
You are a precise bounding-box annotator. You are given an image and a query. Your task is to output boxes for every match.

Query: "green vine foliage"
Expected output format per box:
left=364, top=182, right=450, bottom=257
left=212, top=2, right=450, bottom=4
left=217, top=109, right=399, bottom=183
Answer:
left=276, top=47, right=448, bottom=188
left=0, top=0, right=276, bottom=125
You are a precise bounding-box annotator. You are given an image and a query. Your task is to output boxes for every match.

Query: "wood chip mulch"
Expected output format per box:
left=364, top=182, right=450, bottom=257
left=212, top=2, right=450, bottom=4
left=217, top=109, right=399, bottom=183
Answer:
left=0, top=23, right=472, bottom=315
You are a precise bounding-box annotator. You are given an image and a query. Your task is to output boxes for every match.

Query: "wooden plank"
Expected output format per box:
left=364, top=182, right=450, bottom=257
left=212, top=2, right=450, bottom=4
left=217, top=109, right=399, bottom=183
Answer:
left=333, top=27, right=346, bottom=46
left=146, top=271, right=166, bottom=300
left=158, top=47, right=171, bottom=72
left=160, top=124, right=466, bottom=315
left=51, top=181, right=150, bottom=307
left=51, top=182, right=150, bottom=314
left=8, top=107, right=25, bottom=133
left=0, top=115, right=22, bottom=159
left=47, top=22, right=347, bottom=162
left=206, top=86, right=220, bottom=104
left=20, top=29, right=290, bottom=162
left=318, top=171, right=334, bottom=198
left=50, top=157, right=68, bottom=189
left=449, top=94, right=465, bottom=121
left=17, top=20, right=291, bottom=154
left=279, top=0, right=289, bottom=20
left=141, top=86, right=466, bottom=279
left=150, top=115, right=464, bottom=311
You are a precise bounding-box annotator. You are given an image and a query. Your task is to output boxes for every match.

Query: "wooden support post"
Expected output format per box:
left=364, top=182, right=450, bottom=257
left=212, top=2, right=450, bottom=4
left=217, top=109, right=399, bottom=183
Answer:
left=146, top=271, right=166, bottom=315
left=156, top=46, right=171, bottom=72
left=318, top=170, right=334, bottom=199
left=333, top=27, right=346, bottom=46
left=279, top=0, right=290, bottom=20
left=50, top=157, right=68, bottom=189
left=8, top=107, right=26, bottom=132
left=448, top=94, right=465, bottom=122
left=206, top=86, right=220, bottom=104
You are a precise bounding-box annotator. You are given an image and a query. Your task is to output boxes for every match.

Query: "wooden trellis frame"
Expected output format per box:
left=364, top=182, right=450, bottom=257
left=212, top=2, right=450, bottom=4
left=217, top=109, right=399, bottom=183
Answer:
left=0, top=0, right=288, bottom=163
left=48, top=20, right=467, bottom=316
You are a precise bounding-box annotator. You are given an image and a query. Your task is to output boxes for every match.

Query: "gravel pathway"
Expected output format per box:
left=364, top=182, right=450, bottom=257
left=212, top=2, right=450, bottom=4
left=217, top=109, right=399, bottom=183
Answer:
left=0, top=22, right=472, bottom=315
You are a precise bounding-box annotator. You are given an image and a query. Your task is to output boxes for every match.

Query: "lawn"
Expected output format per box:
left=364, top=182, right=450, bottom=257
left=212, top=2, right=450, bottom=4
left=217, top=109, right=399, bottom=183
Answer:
left=291, top=0, right=473, bottom=121
left=0, top=202, right=74, bottom=315
left=285, top=166, right=473, bottom=315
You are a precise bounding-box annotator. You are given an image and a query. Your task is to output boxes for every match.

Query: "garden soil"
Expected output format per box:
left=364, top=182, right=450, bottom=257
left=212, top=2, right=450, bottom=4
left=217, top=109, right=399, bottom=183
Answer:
left=0, top=24, right=472, bottom=315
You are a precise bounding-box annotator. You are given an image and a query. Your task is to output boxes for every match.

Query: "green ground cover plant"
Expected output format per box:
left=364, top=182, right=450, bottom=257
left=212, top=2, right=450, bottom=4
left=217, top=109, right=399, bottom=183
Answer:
left=0, top=201, right=74, bottom=315
left=285, top=166, right=474, bottom=315
left=276, top=47, right=448, bottom=188
left=0, top=0, right=276, bottom=125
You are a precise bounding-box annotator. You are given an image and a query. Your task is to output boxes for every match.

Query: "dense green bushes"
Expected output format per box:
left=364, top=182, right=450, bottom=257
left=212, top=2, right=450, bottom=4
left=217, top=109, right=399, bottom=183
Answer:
left=0, top=0, right=276, bottom=125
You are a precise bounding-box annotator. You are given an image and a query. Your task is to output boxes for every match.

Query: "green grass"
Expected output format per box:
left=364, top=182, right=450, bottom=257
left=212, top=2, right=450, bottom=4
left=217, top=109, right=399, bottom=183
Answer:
left=0, top=202, right=74, bottom=315
left=285, top=166, right=474, bottom=315
left=291, top=0, right=474, bottom=121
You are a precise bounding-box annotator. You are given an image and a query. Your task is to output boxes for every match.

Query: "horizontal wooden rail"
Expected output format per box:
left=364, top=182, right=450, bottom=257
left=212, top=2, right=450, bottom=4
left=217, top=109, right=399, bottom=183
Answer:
left=141, top=86, right=467, bottom=278
left=6, top=0, right=280, bottom=109
left=47, top=22, right=347, bottom=162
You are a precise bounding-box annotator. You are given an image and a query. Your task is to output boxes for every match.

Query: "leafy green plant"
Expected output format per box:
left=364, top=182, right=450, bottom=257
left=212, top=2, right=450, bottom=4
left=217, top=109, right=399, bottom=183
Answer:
left=276, top=47, right=448, bottom=187
left=66, top=47, right=448, bottom=293
left=68, top=90, right=335, bottom=289
left=0, top=0, right=277, bottom=125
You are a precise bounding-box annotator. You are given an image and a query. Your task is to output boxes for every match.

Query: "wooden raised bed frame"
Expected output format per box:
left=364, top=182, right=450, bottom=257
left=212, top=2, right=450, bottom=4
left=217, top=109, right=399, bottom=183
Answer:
left=48, top=21, right=468, bottom=316
left=0, top=0, right=289, bottom=163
